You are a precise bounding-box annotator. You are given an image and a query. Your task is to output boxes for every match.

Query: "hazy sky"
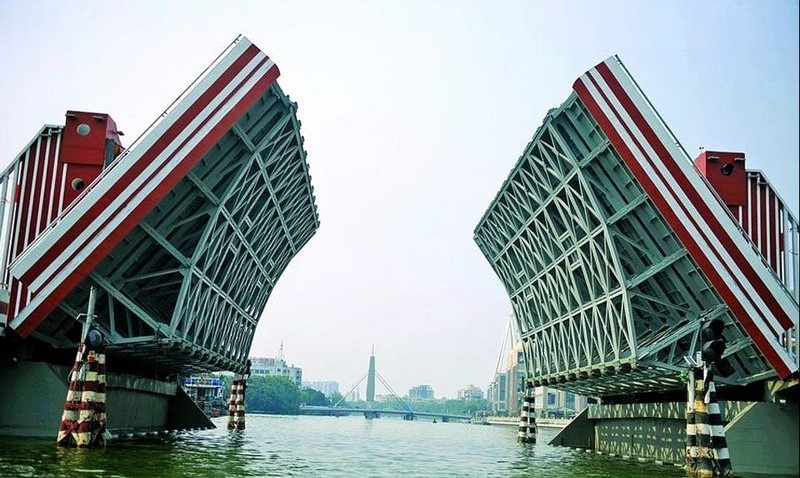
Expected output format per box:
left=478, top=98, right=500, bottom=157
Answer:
left=1, top=1, right=797, bottom=398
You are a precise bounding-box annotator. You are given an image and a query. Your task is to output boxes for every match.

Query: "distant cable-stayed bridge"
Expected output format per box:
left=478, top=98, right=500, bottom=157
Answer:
left=302, top=351, right=470, bottom=422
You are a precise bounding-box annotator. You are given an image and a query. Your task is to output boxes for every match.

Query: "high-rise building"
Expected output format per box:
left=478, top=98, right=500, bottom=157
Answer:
left=488, top=335, right=587, bottom=418
left=302, top=381, right=340, bottom=397
left=457, top=384, right=484, bottom=401
left=408, top=385, right=434, bottom=401
left=534, top=386, right=587, bottom=419
left=250, top=356, right=303, bottom=387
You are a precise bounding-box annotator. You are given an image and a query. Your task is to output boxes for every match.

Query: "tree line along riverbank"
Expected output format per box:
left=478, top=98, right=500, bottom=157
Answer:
left=220, top=376, right=492, bottom=416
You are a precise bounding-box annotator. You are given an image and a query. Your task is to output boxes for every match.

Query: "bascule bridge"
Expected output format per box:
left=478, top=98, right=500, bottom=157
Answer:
left=0, top=36, right=319, bottom=437
left=474, top=56, right=798, bottom=475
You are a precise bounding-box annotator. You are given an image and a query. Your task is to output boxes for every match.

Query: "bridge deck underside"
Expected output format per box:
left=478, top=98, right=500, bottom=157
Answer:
left=475, top=93, right=777, bottom=397
left=32, top=85, right=318, bottom=375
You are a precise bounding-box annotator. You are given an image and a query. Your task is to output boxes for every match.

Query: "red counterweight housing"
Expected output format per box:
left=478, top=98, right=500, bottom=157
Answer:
left=60, top=111, right=124, bottom=206
left=695, top=150, right=788, bottom=275
left=694, top=150, right=747, bottom=214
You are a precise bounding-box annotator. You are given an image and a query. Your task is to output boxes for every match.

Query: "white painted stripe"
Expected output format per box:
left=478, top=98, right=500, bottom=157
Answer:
left=58, top=163, right=68, bottom=216
left=34, top=135, right=51, bottom=237
left=25, top=54, right=271, bottom=294
left=709, top=424, right=725, bottom=436
left=580, top=73, right=793, bottom=368
left=47, top=131, right=62, bottom=225
left=24, top=138, right=42, bottom=248
left=9, top=59, right=275, bottom=328
left=587, top=68, right=791, bottom=343
left=61, top=410, right=79, bottom=420
left=737, top=205, right=742, bottom=227
left=604, top=58, right=797, bottom=325
left=716, top=448, right=730, bottom=460
left=11, top=149, right=31, bottom=263
left=747, top=175, right=754, bottom=237
left=757, top=181, right=763, bottom=250
left=766, top=187, right=772, bottom=264
left=13, top=278, right=23, bottom=317
left=78, top=410, right=95, bottom=421
left=778, top=205, right=784, bottom=281
left=0, top=174, right=14, bottom=281
left=10, top=38, right=256, bottom=276
left=774, top=195, right=781, bottom=272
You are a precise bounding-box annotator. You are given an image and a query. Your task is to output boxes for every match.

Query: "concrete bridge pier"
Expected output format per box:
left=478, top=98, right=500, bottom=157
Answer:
left=0, top=361, right=212, bottom=438
left=550, top=382, right=799, bottom=476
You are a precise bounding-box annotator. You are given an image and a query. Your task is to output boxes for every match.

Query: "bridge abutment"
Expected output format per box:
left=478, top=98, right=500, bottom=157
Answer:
left=0, top=361, right=213, bottom=438
left=550, top=395, right=799, bottom=476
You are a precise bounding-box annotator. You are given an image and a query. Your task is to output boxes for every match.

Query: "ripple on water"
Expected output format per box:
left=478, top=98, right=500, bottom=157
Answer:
left=0, top=416, right=693, bottom=478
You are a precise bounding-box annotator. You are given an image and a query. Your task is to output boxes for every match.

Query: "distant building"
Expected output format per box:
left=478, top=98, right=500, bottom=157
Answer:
left=408, top=384, right=434, bottom=401
left=250, top=356, right=303, bottom=387
left=488, top=371, right=509, bottom=415
left=347, top=389, right=361, bottom=402
left=534, top=386, right=587, bottom=419
left=488, top=339, right=587, bottom=418
left=302, top=380, right=340, bottom=397
left=457, top=384, right=484, bottom=401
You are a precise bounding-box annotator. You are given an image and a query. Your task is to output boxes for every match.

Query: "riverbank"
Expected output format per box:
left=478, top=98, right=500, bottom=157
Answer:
left=479, top=416, right=570, bottom=428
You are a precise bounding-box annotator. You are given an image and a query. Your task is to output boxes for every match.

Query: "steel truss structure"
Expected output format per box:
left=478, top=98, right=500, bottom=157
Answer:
left=474, top=57, right=798, bottom=397
left=1, top=38, right=318, bottom=375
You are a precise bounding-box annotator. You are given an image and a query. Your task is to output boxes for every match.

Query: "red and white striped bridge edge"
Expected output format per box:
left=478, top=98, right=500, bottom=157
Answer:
left=573, top=56, right=799, bottom=378
left=7, top=37, right=280, bottom=337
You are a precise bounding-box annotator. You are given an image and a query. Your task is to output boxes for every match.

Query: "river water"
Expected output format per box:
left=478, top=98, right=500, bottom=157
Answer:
left=1, top=414, right=691, bottom=477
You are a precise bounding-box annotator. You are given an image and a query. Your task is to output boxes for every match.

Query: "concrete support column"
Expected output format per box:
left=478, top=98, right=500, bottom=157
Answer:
left=704, top=368, right=732, bottom=476
left=687, top=364, right=732, bottom=477
left=694, top=368, right=714, bottom=477
left=518, top=387, right=536, bottom=443
left=227, top=361, right=250, bottom=431
left=227, top=379, right=246, bottom=430
left=56, top=345, right=107, bottom=447
left=686, top=367, right=697, bottom=474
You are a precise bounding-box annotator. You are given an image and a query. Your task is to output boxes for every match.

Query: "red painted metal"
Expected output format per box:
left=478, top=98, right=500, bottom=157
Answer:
left=693, top=151, right=747, bottom=212
left=59, top=111, right=122, bottom=206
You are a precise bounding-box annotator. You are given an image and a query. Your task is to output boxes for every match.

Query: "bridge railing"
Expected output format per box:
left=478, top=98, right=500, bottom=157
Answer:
left=782, top=326, right=799, bottom=371
left=0, top=125, right=67, bottom=291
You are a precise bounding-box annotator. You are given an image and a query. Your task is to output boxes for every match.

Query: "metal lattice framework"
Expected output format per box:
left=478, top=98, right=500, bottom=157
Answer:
left=32, top=84, right=318, bottom=375
left=1, top=38, right=319, bottom=376
left=475, top=62, right=798, bottom=397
